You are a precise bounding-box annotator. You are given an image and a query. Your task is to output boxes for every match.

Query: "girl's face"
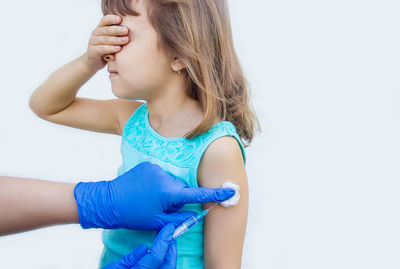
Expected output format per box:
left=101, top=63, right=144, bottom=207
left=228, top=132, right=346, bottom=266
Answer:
left=104, top=0, right=174, bottom=100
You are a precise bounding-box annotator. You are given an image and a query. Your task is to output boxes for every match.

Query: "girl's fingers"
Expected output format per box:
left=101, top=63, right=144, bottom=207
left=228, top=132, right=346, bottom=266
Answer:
left=86, top=15, right=129, bottom=62
left=90, top=35, right=129, bottom=46
left=93, top=44, right=122, bottom=55
left=93, top=25, right=128, bottom=37
left=97, top=14, right=121, bottom=27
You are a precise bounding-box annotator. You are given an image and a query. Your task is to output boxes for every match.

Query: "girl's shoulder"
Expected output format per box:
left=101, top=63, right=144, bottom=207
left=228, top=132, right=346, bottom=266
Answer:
left=193, top=120, right=246, bottom=165
left=118, top=100, right=146, bottom=135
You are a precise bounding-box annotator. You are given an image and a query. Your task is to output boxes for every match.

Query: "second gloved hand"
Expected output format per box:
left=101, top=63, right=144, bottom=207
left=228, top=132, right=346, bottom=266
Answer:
left=102, top=223, right=177, bottom=269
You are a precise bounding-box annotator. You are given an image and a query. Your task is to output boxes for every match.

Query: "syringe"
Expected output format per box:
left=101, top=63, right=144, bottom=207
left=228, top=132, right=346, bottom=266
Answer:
left=172, top=204, right=217, bottom=239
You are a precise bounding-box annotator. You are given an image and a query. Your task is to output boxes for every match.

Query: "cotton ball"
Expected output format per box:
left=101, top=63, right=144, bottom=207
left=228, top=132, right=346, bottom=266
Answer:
left=220, top=182, right=240, bottom=207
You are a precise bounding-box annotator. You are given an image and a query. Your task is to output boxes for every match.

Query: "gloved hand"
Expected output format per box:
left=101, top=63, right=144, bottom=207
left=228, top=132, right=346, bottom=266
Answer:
left=102, top=223, right=177, bottom=269
left=74, top=161, right=235, bottom=230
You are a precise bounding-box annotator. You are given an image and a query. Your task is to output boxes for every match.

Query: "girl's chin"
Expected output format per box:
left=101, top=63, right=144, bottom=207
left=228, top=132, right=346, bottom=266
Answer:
left=111, top=88, right=128, bottom=99
left=111, top=87, right=142, bottom=100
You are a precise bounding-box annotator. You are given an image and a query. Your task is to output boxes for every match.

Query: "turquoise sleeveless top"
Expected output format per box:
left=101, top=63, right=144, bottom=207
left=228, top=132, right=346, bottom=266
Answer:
left=98, top=102, right=246, bottom=268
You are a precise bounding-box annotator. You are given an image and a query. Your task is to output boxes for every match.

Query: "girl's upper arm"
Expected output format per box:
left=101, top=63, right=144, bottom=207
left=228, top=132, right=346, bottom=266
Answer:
left=197, top=136, right=249, bottom=269
left=36, top=98, right=144, bottom=135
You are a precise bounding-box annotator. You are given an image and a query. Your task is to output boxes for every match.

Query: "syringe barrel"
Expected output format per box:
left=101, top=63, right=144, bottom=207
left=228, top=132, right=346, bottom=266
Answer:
left=172, top=216, right=199, bottom=239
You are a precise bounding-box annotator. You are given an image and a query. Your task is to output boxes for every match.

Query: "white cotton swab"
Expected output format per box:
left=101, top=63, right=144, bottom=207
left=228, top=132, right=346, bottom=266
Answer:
left=172, top=183, right=240, bottom=239
left=220, top=182, right=240, bottom=207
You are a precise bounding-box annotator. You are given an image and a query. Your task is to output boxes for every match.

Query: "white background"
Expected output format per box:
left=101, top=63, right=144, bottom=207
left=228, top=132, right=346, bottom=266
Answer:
left=0, top=0, right=399, bottom=268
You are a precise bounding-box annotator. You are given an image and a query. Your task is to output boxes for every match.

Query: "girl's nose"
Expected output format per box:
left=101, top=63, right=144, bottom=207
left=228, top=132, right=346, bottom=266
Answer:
left=103, top=53, right=115, bottom=62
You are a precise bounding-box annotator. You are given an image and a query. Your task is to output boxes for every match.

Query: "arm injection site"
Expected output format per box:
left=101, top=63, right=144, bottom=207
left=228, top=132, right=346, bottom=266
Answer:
left=173, top=182, right=240, bottom=239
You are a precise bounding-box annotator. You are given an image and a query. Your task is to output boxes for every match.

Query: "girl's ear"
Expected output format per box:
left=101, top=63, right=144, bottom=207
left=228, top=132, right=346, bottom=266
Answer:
left=171, top=56, right=186, bottom=72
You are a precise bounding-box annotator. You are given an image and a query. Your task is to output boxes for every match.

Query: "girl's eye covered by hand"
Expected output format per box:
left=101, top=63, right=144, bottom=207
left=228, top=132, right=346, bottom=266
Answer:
left=106, top=24, right=130, bottom=47
left=83, top=15, right=132, bottom=71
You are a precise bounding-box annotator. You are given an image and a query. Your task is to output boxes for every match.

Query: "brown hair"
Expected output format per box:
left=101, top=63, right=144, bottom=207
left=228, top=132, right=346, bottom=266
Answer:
left=101, top=0, right=260, bottom=147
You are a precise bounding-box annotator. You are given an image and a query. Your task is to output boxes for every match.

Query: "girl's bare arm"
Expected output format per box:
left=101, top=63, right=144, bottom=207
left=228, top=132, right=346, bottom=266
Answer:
left=29, top=54, right=141, bottom=135
left=0, top=176, right=79, bottom=236
left=197, top=136, right=249, bottom=269
left=29, top=15, right=141, bottom=135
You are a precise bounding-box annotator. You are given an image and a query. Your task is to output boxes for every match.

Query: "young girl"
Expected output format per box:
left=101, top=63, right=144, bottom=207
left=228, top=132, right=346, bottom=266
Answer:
left=29, top=0, right=259, bottom=268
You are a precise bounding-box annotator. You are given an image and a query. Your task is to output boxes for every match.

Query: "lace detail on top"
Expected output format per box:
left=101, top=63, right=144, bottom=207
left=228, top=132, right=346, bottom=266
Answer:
left=122, top=103, right=245, bottom=168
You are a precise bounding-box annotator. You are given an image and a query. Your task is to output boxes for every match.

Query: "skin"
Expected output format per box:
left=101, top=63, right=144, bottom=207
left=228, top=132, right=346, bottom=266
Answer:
left=198, top=136, right=249, bottom=269
left=0, top=176, right=79, bottom=236
left=28, top=0, right=248, bottom=267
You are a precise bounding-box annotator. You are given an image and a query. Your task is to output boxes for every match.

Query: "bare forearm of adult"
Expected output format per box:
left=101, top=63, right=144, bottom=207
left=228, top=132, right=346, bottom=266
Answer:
left=0, top=176, right=79, bottom=236
left=29, top=53, right=97, bottom=117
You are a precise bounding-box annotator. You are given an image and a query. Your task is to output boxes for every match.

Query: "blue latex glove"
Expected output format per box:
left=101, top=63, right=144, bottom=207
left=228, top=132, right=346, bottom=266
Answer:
left=74, top=161, right=235, bottom=230
left=102, top=223, right=177, bottom=269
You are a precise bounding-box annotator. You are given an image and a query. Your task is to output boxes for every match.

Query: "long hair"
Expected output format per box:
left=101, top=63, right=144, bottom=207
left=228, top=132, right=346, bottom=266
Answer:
left=101, top=0, right=260, bottom=147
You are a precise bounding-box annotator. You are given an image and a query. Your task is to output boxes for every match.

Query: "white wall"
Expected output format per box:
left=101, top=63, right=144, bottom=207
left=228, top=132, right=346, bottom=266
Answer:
left=0, top=0, right=399, bottom=268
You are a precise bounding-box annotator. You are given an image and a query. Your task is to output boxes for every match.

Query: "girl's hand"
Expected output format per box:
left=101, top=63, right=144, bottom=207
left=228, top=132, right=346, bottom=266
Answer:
left=83, top=14, right=130, bottom=72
